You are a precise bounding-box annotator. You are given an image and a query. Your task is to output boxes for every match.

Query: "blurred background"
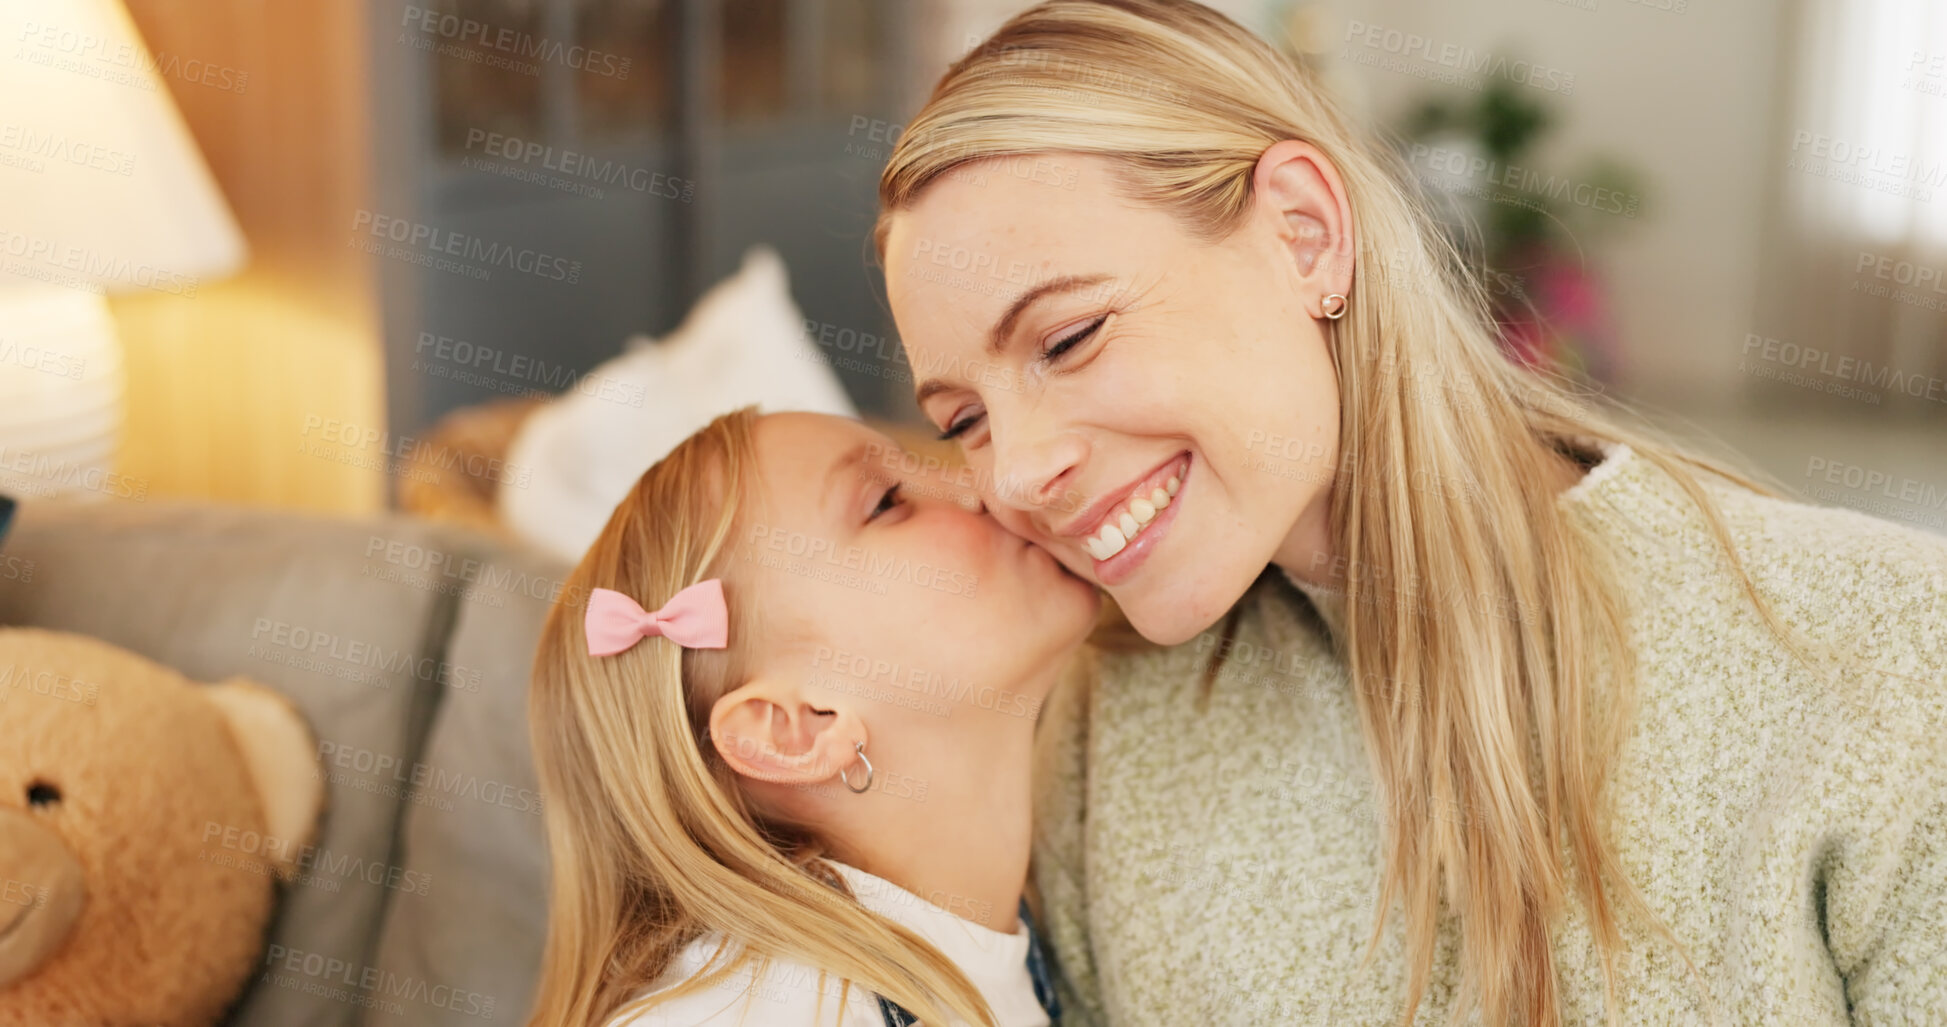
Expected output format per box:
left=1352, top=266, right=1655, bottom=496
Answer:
left=0, top=3, right=1942, bottom=1025
left=1, top=0, right=1940, bottom=534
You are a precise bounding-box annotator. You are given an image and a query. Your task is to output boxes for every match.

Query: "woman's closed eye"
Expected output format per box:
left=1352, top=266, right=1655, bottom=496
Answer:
left=1041, top=314, right=1106, bottom=364
left=937, top=314, right=1109, bottom=443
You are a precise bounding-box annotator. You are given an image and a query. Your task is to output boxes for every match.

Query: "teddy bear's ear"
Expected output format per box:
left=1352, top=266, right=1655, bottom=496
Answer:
left=202, top=678, right=326, bottom=882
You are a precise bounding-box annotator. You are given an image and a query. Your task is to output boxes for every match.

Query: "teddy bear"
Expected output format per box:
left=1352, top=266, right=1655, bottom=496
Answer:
left=0, top=627, right=324, bottom=1026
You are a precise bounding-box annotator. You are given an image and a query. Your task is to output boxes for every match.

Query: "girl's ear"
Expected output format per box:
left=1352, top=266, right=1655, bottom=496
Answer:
left=708, top=677, right=866, bottom=786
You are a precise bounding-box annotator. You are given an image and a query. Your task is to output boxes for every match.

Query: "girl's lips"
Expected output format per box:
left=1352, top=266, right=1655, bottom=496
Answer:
left=1089, top=456, right=1188, bottom=587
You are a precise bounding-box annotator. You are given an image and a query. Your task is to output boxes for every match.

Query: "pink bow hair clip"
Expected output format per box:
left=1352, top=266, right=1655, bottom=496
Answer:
left=584, top=579, right=729, bottom=655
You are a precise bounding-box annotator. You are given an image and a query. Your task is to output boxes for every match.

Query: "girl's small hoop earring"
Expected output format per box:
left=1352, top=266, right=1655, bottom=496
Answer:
left=840, top=741, right=874, bottom=793
left=1321, top=293, right=1349, bottom=320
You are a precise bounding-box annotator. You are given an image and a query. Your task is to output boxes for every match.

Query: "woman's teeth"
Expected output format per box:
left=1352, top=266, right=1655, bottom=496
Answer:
left=1085, top=476, right=1180, bottom=561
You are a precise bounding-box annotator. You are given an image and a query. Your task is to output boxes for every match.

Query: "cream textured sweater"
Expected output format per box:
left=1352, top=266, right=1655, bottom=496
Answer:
left=1032, top=444, right=1947, bottom=1025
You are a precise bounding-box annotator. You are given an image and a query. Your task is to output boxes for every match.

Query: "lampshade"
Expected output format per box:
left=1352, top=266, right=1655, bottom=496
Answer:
left=0, top=0, right=246, bottom=499
left=0, top=0, right=246, bottom=289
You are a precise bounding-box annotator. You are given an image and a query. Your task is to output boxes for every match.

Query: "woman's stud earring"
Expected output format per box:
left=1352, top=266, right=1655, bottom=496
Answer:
left=1321, top=293, right=1348, bottom=320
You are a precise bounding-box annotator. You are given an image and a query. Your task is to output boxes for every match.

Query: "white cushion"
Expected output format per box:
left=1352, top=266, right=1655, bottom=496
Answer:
left=500, top=246, right=857, bottom=563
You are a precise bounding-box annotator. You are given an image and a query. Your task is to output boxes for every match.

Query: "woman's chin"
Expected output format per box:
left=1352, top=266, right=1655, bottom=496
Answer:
left=1117, top=586, right=1231, bottom=647
left=1131, top=616, right=1206, bottom=648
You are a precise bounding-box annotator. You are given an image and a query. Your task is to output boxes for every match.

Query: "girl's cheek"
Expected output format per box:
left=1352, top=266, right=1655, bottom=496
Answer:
left=928, top=511, right=999, bottom=563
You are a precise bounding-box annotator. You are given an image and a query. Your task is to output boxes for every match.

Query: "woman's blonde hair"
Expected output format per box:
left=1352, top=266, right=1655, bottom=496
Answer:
left=875, top=2, right=1825, bottom=1023
left=525, top=408, right=995, bottom=1026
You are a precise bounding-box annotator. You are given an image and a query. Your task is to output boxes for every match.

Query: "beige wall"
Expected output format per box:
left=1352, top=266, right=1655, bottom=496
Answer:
left=1328, top=0, right=1784, bottom=408
left=109, top=0, right=386, bottom=514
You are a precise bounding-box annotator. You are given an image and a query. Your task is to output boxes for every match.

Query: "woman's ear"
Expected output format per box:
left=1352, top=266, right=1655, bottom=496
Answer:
left=708, top=677, right=866, bottom=786
left=1252, top=139, right=1355, bottom=309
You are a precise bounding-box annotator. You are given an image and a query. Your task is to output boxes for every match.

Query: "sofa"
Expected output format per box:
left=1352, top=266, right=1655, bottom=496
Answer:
left=0, top=492, right=571, bottom=1027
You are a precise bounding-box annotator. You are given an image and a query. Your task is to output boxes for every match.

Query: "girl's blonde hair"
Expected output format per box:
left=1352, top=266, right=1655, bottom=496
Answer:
left=876, top=2, right=1818, bottom=1023
left=525, top=407, right=995, bottom=1026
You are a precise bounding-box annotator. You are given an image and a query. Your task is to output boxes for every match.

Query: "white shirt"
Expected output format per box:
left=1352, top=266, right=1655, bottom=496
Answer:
left=604, top=862, right=1051, bottom=1027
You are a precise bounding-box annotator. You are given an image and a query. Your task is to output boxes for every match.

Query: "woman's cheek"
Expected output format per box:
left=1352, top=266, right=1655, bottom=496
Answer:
left=1086, top=326, right=1209, bottom=417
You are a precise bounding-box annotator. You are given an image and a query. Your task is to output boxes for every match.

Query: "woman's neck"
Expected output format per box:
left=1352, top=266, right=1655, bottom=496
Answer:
left=1273, top=480, right=1339, bottom=587
left=1275, top=448, right=1592, bottom=586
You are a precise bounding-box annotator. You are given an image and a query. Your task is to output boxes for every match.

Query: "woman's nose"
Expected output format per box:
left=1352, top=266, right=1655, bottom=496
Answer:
left=988, top=421, right=1089, bottom=520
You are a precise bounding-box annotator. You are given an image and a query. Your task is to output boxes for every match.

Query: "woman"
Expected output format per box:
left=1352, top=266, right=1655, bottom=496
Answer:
left=526, top=409, right=1091, bottom=1026
left=876, top=1, right=1947, bottom=1024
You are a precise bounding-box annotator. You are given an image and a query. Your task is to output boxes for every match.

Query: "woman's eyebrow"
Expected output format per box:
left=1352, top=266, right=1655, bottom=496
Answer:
left=991, top=273, right=1113, bottom=345
left=912, top=273, right=1113, bottom=405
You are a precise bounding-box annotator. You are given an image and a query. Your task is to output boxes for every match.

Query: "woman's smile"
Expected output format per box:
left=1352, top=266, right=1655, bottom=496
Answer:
left=1055, top=452, right=1190, bottom=586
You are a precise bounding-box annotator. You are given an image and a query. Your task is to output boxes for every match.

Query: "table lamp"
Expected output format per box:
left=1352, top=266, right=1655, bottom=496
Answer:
left=0, top=0, right=246, bottom=499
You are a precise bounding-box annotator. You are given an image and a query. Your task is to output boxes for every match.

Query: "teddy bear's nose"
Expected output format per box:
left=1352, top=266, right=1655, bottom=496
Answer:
left=0, top=807, right=86, bottom=989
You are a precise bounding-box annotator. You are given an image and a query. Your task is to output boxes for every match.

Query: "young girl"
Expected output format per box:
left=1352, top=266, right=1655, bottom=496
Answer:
left=526, top=407, right=1095, bottom=1026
